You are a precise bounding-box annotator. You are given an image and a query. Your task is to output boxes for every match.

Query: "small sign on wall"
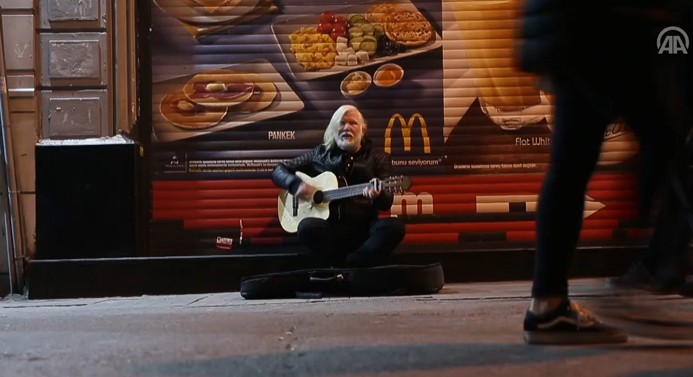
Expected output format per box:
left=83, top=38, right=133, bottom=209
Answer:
left=39, top=33, right=107, bottom=87
left=39, top=0, right=107, bottom=29
left=40, top=90, right=108, bottom=139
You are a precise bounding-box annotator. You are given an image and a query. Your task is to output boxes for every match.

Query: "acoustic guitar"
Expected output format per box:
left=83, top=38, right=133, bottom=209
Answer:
left=277, top=171, right=411, bottom=233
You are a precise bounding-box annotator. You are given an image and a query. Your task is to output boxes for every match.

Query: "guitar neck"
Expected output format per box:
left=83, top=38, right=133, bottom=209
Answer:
left=322, top=182, right=370, bottom=202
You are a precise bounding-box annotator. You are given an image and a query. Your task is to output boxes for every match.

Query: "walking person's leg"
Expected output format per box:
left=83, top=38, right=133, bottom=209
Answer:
left=524, top=72, right=627, bottom=344
left=608, top=118, right=691, bottom=294
left=608, top=33, right=693, bottom=296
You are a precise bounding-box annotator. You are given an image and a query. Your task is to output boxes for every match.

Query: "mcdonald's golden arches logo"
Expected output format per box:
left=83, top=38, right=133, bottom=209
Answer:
left=384, top=113, right=431, bottom=154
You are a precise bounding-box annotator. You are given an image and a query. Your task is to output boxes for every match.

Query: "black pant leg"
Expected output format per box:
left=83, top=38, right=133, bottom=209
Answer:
left=650, top=185, right=691, bottom=285
left=620, top=48, right=693, bottom=285
left=531, top=74, right=614, bottom=298
left=346, top=217, right=406, bottom=267
left=297, top=217, right=335, bottom=264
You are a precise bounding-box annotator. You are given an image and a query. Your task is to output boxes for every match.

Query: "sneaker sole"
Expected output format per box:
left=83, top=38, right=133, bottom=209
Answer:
left=524, top=330, right=628, bottom=345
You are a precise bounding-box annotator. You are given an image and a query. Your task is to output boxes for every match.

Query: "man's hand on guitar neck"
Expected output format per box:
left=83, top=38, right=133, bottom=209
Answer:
left=296, top=181, right=317, bottom=201
left=363, top=178, right=382, bottom=200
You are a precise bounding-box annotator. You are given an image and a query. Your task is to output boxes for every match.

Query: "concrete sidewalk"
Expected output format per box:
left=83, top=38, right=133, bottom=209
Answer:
left=1, top=279, right=692, bottom=377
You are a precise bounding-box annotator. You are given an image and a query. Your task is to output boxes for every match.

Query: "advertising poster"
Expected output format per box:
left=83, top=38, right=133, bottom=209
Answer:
left=149, top=0, right=645, bottom=255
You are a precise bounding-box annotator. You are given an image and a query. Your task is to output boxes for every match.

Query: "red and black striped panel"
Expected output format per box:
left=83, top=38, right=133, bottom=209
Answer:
left=151, top=172, right=647, bottom=252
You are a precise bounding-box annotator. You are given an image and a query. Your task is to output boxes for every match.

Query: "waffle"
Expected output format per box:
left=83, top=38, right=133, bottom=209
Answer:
left=384, top=10, right=433, bottom=47
left=186, top=0, right=243, bottom=14
left=364, top=3, right=402, bottom=24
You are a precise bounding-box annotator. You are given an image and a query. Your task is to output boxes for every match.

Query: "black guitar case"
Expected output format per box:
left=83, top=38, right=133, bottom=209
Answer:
left=240, top=263, right=445, bottom=299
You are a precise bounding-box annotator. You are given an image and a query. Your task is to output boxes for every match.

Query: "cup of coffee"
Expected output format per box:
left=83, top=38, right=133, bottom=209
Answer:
left=453, top=0, right=546, bottom=130
left=544, top=93, right=639, bottom=166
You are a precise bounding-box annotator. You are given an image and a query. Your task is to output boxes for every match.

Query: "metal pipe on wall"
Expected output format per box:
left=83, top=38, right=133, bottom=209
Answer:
left=0, top=15, right=20, bottom=294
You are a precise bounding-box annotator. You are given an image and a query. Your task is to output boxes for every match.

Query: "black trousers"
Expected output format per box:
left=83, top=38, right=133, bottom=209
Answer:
left=297, top=216, right=406, bottom=267
left=638, top=177, right=692, bottom=286
left=531, top=55, right=690, bottom=297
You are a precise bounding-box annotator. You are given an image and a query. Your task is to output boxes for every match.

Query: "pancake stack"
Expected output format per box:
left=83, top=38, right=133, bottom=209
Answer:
left=160, top=68, right=278, bottom=130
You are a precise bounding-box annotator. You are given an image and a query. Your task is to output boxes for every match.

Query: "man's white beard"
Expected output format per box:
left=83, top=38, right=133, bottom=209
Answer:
left=337, top=134, right=361, bottom=152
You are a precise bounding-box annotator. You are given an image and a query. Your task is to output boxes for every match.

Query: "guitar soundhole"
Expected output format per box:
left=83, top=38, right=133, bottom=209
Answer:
left=313, top=191, right=325, bottom=204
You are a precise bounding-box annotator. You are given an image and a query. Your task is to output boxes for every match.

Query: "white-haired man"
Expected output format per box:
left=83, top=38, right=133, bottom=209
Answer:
left=272, top=105, right=405, bottom=267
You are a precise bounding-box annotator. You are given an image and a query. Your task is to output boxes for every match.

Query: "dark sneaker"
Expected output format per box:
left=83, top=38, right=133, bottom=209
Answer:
left=524, top=300, right=628, bottom=344
left=606, top=263, right=683, bottom=295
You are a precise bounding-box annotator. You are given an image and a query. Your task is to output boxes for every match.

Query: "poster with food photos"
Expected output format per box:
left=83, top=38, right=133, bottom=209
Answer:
left=148, top=0, right=645, bottom=256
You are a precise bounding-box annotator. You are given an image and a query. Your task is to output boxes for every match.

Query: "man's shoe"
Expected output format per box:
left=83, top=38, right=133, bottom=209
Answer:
left=523, top=300, right=628, bottom=344
left=606, top=263, right=682, bottom=295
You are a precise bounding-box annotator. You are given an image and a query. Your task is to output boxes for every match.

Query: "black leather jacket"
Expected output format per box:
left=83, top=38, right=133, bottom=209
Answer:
left=271, top=139, right=395, bottom=222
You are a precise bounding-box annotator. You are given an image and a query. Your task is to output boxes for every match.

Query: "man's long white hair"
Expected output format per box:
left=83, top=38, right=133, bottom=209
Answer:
left=323, top=104, right=367, bottom=150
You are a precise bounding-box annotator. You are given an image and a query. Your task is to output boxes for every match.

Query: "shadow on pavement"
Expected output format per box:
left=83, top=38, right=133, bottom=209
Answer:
left=134, top=342, right=619, bottom=377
